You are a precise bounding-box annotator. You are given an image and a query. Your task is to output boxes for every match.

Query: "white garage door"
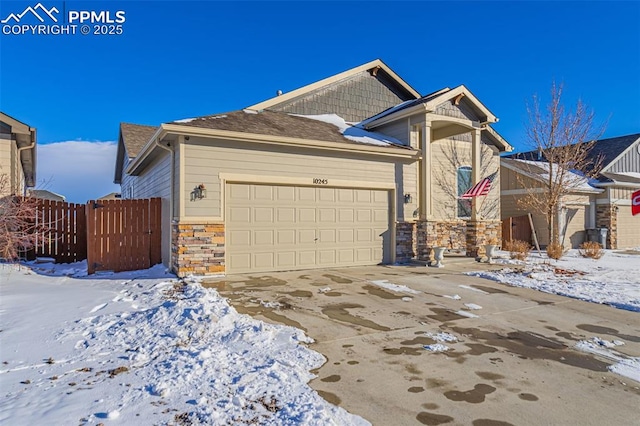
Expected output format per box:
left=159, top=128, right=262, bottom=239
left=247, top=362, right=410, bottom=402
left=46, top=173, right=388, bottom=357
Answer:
left=617, top=208, right=640, bottom=249
left=226, top=183, right=391, bottom=274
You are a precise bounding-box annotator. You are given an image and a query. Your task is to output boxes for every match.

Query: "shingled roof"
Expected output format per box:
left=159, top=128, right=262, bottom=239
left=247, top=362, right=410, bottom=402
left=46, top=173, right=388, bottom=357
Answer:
left=170, top=110, right=410, bottom=149
left=120, top=123, right=157, bottom=157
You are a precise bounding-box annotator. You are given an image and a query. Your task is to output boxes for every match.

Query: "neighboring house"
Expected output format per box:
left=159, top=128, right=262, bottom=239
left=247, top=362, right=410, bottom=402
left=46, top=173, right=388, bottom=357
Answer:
left=0, top=112, right=36, bottom=196
left=115, top=59, right=513, bottom=276
left=28, top=189, right=65, bottom=202
left=501, top=158, right=602, bottom=249
left=503, top=133, right=640, bottom=249
left=98, top=192, right=121, bottom=200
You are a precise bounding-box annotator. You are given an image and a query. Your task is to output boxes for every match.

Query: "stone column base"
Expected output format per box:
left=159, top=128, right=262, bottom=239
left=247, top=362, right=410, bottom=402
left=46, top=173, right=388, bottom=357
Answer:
left=396, top=222, right=416, bottom=263
left=596, top=205, right=617, bottom=249
left=466, top=220, right=501, bottom=258
left=172, top=222, right=225, bottom=276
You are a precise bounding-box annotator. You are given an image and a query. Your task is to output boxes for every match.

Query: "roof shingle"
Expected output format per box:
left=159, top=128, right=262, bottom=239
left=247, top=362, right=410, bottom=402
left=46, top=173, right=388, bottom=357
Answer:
left=120, top=123, right=157, bottom=157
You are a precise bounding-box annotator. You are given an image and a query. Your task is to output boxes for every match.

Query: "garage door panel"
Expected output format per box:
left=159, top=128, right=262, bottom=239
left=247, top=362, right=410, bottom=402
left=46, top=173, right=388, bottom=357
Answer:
left=277, top=208, right=296, bottom=223
left=254, top=185, right=273, bottom=200
left=254, top=252, right=275, bottom=269
left=277, top=186, right=295, bottom=201
left=226, top=183, right=390, bottom=274
left=253, top=230, right=274, bottom=245
left=254, top=207, right=274, bottom=223
left=277, top=229, right=296, bottom=245
left=229, top=207, right=251, bottom=223
left=229, top=230, right=251, bottom=245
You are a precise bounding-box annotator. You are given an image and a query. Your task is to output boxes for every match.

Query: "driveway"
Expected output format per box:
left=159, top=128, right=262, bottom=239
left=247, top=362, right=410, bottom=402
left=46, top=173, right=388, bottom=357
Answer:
left=202, top=259, right=640, bottom=425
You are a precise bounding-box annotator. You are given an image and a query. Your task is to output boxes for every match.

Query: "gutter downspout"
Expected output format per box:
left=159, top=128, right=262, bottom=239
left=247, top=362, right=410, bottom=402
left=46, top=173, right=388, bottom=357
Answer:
left=155, top=138, right=174, bottom=267
left=16, top=128, right=36, bottom=196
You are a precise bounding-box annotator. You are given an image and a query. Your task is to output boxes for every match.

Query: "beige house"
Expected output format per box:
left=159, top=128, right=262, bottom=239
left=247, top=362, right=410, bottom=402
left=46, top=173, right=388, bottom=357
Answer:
left=115, top=60, right=513, bottom=276
left=0, top=112, right=36, bottom=196
left=502, top=133, right=640, bottom=249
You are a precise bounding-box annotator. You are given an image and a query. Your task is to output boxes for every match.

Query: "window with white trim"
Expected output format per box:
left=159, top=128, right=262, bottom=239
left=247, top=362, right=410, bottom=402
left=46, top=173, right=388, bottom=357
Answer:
left=457, top=166, right=472, bottom=218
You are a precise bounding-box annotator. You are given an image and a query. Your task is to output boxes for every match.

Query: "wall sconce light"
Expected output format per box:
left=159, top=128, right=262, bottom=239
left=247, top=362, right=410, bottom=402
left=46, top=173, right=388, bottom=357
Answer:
left=191, top=184, right=207, bottom=201
left=404, top=193, right=412, bottom=204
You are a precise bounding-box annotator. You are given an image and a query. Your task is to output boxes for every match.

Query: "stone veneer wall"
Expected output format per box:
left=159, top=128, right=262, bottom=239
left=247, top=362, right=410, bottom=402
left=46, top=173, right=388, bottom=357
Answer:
left=596, top=205, right=617, bottom=249
left=396, top=222, right=416, bottom=263
left=466, top=220, right=501, bottom=258
left=172, top=222, right=225, bottom=277
left=414, top=220, right=467, bottom=261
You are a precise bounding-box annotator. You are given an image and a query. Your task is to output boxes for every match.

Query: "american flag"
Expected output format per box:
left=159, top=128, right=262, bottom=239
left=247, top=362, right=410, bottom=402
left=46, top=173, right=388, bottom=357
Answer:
left=460, top=171, right=497, bottom=199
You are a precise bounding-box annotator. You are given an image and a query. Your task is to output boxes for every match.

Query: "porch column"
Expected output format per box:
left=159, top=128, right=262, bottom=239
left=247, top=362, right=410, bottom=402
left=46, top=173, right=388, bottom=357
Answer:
left=471, top=128, right=481, bottom=221
left=419, top=120, right=432, bottom=220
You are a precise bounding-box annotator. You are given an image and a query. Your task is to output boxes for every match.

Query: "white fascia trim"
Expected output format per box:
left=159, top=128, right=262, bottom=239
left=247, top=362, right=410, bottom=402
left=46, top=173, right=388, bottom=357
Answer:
left=248, top=59, right=420, bottom=111
left=593, top=180, right=640, bottom=189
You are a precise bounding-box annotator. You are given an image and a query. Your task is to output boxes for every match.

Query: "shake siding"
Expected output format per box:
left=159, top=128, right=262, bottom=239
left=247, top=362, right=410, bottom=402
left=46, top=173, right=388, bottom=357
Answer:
left=270, top=71, right=409, bottom=122
left=608, top=139, right=640, bottom=174
left=434, top=98, right=481, bottom=121
left=183, top=138, right=414, bottom=220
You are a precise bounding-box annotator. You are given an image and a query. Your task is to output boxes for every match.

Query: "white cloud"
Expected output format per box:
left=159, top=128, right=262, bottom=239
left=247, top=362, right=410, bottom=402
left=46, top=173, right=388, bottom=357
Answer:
left=36, top=141, right=120, bottom=204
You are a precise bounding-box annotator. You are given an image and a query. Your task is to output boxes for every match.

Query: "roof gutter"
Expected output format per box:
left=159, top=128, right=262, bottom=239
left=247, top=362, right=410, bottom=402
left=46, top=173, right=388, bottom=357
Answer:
left=16, top=127, right=36, bottom=193
left=127, top=124, right=420, bottom=176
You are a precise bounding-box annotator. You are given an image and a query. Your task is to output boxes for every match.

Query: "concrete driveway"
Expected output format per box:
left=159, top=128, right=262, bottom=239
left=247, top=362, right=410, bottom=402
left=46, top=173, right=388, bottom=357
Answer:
left=202, top=259, right=640, bottom=426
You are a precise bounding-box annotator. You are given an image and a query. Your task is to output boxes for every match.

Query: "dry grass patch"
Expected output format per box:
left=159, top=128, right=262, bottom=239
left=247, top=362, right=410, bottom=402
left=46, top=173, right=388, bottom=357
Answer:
left=579, top=241, right=604, bottom=259
left=508, top=240, right=531, bottom=261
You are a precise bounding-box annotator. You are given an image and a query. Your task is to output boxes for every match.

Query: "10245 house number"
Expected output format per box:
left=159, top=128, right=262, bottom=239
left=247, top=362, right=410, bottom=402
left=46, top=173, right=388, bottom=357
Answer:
left=313, top=178, right=328, bottom=185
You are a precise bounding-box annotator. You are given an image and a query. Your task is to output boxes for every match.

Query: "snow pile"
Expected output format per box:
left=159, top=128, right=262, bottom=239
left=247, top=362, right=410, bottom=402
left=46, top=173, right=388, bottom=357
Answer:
left=575, top=337, right=640, bottom=383
left=294, top=114, right=405, bottom=147
left=467, top=250, right=640, bottom=312
left=423, top=331, right=458, bottom=353
left=443, top=294, right=461, bottom=300
left=0, top=263, right=368, bottom=425
left=369, top=279, right=419, bottom=294
left=464, top=303, right=482, bottom=310
left=423, top=344, right=449, bottom=353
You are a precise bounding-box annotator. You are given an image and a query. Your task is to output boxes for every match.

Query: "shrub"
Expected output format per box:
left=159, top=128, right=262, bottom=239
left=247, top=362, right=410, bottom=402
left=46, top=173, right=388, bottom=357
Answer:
left=546, top=242, right=563, bottom=260
left=509, top=240, right=531, bottom=261
left=579, top=241, right=603, bottom=259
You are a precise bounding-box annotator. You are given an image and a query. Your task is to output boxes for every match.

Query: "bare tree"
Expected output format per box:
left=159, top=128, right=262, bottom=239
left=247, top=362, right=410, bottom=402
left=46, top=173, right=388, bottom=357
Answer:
left=517, top=82, right=604, bottom=245
left=433, top=138, right=499, bottom=220
left=0, top=173, right=48, bottom=260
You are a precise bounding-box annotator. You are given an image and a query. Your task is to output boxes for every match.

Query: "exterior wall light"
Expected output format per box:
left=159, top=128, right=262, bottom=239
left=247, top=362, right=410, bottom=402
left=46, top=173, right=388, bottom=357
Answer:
left=404, top=193, right=412, bottom=204
left=191, top=184, right=207, bottom=201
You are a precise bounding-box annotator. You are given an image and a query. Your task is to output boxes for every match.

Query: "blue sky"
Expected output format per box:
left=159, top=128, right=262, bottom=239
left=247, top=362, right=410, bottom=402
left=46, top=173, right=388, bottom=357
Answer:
left=1, top=1, right=639, bottom=202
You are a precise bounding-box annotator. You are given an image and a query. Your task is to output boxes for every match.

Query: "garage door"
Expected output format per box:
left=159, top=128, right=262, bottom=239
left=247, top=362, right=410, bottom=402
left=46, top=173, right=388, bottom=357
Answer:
left=226, top=183, right=391, bottom=274
left=617, top=208, right=640, bottom=249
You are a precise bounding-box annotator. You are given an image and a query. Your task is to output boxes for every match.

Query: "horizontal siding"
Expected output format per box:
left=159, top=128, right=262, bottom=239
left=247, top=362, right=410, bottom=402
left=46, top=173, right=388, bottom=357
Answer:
left=183, top=138, right=414, bottom=220
left=500, top=165, right=543, bottom=190
left=608, top=139, right=640, bottom=173
left=562, top=205, right=586, bottom=249
left=610, top=186, right=638, bottom=203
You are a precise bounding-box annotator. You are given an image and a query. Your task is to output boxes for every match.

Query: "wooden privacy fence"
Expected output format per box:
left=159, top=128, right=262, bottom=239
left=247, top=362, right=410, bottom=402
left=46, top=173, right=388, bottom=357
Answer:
left=29, top=198, right=161, bottom=274
left=31, top=199, right=87, bottom=263
left=86, top=198, right=162, bottom=274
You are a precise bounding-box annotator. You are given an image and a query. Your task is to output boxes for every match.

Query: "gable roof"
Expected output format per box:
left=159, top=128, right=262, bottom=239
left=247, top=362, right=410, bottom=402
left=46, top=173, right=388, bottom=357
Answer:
left=170, top=110, right=411, bottom=149
left=247, top=59, right=421, bottom=113
left=501, top=158, right=602, bottom=194
left=360, top=85, right=497, bottom=128
left=114, top=123, right=158, bottom=184
left=505, top=132, right=640, bottom=182
left=120, top=123, right=157, bottom=158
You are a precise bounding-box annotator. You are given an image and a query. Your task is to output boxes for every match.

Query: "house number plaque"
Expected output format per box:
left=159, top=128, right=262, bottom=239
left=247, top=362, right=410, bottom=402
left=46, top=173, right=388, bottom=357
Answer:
left=312, top=178, right=328, bottom=185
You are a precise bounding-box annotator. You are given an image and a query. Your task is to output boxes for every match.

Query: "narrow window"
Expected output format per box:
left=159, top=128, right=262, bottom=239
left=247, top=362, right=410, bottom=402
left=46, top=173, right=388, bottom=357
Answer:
left=457, top=166, right=472, bottom=218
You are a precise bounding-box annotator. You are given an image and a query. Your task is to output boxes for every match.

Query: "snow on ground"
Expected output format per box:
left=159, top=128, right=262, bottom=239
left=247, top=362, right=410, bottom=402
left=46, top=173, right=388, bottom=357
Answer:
left=468, top=249, right=640, bottom=312
left=368, top=280, right=419, bottom=294
left=575, top=337, right=640, bottom=383
left=0, top=261, right=368, bottom=425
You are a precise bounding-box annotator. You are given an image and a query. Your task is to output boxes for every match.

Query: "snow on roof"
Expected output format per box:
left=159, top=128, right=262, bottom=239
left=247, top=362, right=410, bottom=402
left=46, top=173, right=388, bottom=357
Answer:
left=293, top=114, right=405, bottom=147
left=506, top=158, right=602, bottom=193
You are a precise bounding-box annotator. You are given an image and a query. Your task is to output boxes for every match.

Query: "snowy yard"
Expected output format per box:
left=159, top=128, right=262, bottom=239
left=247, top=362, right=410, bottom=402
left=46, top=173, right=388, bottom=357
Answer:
left=468, top=249, right=640, bottom=312
left=0, top=262, right=368, bottom=425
